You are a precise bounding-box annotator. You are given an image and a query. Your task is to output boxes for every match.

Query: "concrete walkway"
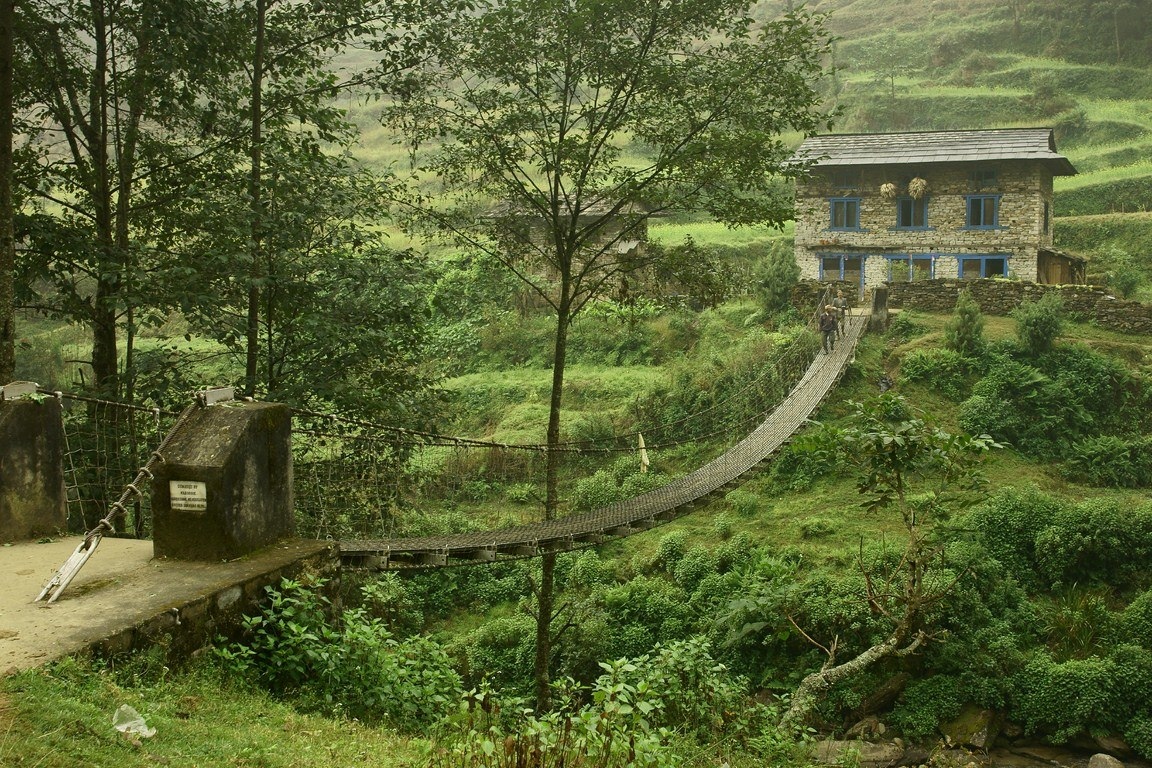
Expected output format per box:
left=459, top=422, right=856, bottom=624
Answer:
left=1, top=536, right=335, bottom=676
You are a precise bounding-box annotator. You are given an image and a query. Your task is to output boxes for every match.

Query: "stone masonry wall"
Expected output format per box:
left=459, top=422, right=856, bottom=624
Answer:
left=888, top=279, right=1152, bottom=334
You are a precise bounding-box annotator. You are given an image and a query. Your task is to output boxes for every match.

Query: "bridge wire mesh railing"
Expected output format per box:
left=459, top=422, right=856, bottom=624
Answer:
left=288, top=325, right=821, bottom=542
left=48, top=390, right=181, bottom=538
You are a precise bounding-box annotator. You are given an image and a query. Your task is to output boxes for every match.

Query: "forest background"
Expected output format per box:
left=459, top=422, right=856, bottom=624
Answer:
left=4, top=0, right=1152, bottom=766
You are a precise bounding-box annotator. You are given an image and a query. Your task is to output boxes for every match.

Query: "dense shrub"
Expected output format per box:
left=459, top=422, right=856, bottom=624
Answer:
left=944, top=289, right=985, bottom=357
left=460, top=614, right=537, bottom=692
left=900, top=347, right=970, bottom=400
left=958, top=366, right=1064, bottom=456
left=1012, top=646, right=1152, bottom=752
left=963, top=487, right=1061, bottom=590
left=1037, top=345, right=1137, bottom=436
left=597, top=575, right=695, bottom=659
left=968, top=490, right=1152, bottom=592
left=217, top=578, right=461, bottom=732
left=571, top=464, right=670, bottom=512
left=885, top=310, right=927, bottom=342
left=766, top=421, right=844, bottom=491
left=959, top=360, right=1060, bottom=454
left=725, top=488, right=761, bottom=516
left=1013, top=292, right=1065, bottom=357
left=1120, top=589, right=1152, bottom=649
left=428, top=637, right=784, bottom=767
left=889, top=675, right=966, bottom=740
left=672, top=545, right=717, bottom=593
left=1012, top=654, right=1123, bottom=742
left=1033, top=498, right=1152, bottom=590
left=1064, top=435, right=1152, bottom=487
left=754, top=240, right=801, bottom=316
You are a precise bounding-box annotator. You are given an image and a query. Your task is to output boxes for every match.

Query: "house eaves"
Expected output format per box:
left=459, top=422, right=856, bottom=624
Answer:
left=792, top=128, right=1077, bottom=176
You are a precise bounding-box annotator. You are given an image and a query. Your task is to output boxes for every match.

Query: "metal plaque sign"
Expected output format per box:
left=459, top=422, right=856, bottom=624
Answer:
left=170, top=481, right=208, bottom=513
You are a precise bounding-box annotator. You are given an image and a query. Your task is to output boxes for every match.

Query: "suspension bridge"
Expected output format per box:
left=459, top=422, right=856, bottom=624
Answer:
left=1, top=305, right=866, bottom=673
left=342, top=309, right=866, bottom=568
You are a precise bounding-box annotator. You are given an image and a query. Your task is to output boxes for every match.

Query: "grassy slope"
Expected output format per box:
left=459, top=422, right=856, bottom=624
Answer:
left=0, top=659, right=424, bottom=768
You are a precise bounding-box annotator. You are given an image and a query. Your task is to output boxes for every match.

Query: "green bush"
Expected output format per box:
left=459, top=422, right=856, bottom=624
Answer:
left=1064, top=435, right=1152, bottom=488
left=1013, top=292, right=1065, bottom=357
left=1034, top=498, right=1152, bottom=590
left=1038, top=584, right=1116, bottom=661
left=597, top=575, right=694, bottom=659
left=1120, top=589, right=1152, bottom=649
left=1126, top=714, right=1152, bottom=759
left=461, top=614, right=537, bottom=692
left=1012, top=646, right=1152, bottom=752
left=1012, top=654, right=1123, bottom=742
left=564, top=550, right=614, bottom=590
left=958, top=360, right=1072, bottom=457
left=886, top=310, right=927, bottom=341
left=429, top=637, right=779, bottom=767
left=799, top=517, right=836, bottom=539
left=889, top=675, right=966, bottom=740
left=900, top=347, right=970, bottom=400
left=217, top=578, right=461, bottom=731
left=767, top=422, right=843, bottom=491
left=944, top=289, right=985, bottom=357
left=570, top=469, right=623, bottom=511
left=754, top=240, right=801, bottom=316
left=966, top=486, right=1063, bottom=590
left=655, top=530, right=689, bottom=570
left=672, top=545, right=718, bottom=593
left=505, top=482, right=537, bottom=504
left=725, top=488, right=761, bottom=516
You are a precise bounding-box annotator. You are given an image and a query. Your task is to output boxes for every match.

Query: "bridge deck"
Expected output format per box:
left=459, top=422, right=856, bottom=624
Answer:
left=341, top=310, right=867, bottom=569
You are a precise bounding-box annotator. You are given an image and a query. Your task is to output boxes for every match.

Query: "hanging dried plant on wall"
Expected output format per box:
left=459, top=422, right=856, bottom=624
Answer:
left=880, top=182, right=898, bottom=199
left=908, top=177, right=928, bottom=199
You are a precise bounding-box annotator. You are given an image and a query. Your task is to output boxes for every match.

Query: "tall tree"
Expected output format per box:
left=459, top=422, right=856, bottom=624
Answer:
left=385, top=0, right=835, bottom=709
left=16, top=0, right=236, bottom=397
left=180, top=0, right=464, bottom=404
left=0, top=0, right=12, bottom=384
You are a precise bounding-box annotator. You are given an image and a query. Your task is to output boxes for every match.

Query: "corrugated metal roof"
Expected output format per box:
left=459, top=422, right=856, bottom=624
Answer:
left=792, top=128, right=1077, bottom=175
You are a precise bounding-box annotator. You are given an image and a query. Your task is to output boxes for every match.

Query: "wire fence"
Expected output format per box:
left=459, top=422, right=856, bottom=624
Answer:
left=51, top=392, right=180, bottom=538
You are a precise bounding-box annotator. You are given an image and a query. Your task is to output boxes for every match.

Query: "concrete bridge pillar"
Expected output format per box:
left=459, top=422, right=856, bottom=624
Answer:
left=152, top=400, right=294, bottom=560
left=0, top=382, right=66, bottom=543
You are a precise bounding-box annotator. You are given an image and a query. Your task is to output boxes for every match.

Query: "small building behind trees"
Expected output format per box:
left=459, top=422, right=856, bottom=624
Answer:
left=790, top=128, right=1081, bottom=297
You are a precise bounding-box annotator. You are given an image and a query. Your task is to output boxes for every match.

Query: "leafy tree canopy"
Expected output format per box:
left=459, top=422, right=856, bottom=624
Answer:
left=387, top=0, right=836, bottom=314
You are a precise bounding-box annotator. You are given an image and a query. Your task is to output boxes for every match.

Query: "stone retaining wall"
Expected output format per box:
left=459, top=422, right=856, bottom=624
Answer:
left=793, top=279, right=1152, bottom=335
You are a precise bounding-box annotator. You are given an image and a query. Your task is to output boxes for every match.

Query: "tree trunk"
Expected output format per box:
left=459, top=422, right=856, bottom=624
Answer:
left=89, top=0, right=119, bottom=396
left=115, top=18, right=150, bottom=404
left=245, top=0, right=266, bottom=398
left=534, top=280, right=572, bottom=712
left=0, top=0, right=13, bottom=383
left=781, top=623, right=924, bottom=732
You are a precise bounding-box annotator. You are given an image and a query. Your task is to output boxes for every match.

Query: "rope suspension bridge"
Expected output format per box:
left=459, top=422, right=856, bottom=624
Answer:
left=28, top=304, right=865, bottom=600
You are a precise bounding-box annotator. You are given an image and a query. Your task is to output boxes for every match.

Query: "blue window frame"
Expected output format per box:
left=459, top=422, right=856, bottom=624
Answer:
left=829, top=198, right=861, bottom=230
left=958, top=255, right=1009, bottom=280
left=965, top=195, right=1000, bottom=228
left=885, top=254, right=934, bottom=281
left=819, top=254, right=866, bottom=289
left=895, top=197, right=928, bottom=229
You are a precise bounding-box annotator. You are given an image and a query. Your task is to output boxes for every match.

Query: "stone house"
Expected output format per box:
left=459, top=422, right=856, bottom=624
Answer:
left=790, top=128, right=1082, bottom=297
